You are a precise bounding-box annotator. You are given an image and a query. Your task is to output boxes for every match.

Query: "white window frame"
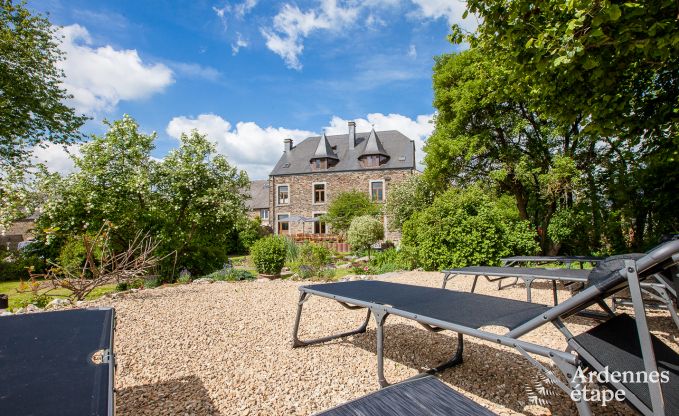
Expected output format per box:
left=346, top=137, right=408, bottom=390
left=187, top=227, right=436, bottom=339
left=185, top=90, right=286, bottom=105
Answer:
left=277, top=212, right=290, bottom=234
left=312, top=211, right=327, bottom=234
left=312, top=182, right=327, bottom=205
left=259, top=208, right=269, bottom=220
left=369, top=179, right=385, bottom=202
left=276, top=184, right=290, bottom=206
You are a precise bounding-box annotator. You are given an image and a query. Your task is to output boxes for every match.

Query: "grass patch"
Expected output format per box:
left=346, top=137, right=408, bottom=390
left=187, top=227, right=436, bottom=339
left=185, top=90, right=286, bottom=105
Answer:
left=0, top=280, right=117, bottom=311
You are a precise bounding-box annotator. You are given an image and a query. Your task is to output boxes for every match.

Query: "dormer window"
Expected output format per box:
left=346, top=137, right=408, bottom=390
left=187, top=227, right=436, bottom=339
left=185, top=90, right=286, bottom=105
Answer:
left=360, top=154, right=388, bottom=168
left=310, top=158, right=337, bottom=170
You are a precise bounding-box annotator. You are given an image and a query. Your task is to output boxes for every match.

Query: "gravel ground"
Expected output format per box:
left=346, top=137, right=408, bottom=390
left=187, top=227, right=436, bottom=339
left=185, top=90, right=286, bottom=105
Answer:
left=87, top=272, right=678, bottom=416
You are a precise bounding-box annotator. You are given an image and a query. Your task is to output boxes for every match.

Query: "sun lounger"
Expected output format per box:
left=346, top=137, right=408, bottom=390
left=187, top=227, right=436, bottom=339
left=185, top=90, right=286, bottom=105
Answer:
left=315, top=375, right=496, bottom=416
left=441, top=266, right=590, bottom=304
left=0, top=308, right=116, bottom=416
left=501, top=255, right=603, bottom=268
left=293, top=240, right=679, bottom=415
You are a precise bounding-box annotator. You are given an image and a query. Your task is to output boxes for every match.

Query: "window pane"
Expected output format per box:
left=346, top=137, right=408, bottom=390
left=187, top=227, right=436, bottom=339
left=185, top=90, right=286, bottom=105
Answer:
left=278, top=186, right=289, bottom=204
left=313, top=213, right=326, bottom=234
left=371, top=181, right=383, bottom=201
left=314, top=183, right=325, bottom=203
left=260, top=209, right=269, bottom=219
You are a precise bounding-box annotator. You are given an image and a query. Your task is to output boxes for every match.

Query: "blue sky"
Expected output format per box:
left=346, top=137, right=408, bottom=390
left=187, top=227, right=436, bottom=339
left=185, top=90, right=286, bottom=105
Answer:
left=30, top=0, right=471, bottom=178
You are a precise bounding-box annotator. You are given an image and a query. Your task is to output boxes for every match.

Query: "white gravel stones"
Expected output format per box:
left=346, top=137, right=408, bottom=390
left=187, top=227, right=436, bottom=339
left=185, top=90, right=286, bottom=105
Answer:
left=86, top=272, right=678, bottom=416
left=193, top=278, right=215, bottom=284
left=46, top=298, right=71, bottom=309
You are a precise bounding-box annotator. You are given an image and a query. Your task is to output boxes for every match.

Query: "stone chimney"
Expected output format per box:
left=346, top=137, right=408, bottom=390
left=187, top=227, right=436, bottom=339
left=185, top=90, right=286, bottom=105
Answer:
left=348, top=121, right=356, bottom=149
left=284, top=138, right=293, bottom=152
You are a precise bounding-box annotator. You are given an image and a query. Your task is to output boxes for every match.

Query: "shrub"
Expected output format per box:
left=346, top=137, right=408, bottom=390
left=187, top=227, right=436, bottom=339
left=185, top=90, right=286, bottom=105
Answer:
left=207, top=268, right=255, bottom=281
left=283, top=237, right=299, bottom=263
left=347, top=215, right=384, bottom=258
left=238, top=217, right=271, bottom=253
left=0, top=249, right=45, bottom=282
left=177, top=273, right=191, bottom=284
left=324, top=191, right=380, bottom=235
left=384, top=175, right=434, bottom=231
left=401, top=186, right=539, bottom=270
left=292, top=242, right=333, bottom=279
left=250, top=235, right=288, bottom=275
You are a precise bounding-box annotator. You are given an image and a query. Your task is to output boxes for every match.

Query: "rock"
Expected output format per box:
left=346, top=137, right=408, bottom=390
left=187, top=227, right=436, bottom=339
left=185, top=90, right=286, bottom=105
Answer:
left=46, top=298, right=71, bottom=309
left=193, top=278, right=214, bottom=284
left=336, top=263, right=352, bottom=269
left=25, top=304, right=41, bottom=312
left=14, top=307, right=25, bottom=314
left=1, top=311, right=13, bottom=316
left=76, top=301, right=85, bottom=306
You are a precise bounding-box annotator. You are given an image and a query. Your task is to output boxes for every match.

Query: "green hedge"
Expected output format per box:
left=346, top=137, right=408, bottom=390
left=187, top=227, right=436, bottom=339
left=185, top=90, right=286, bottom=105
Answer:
left=401, top=186, right=538, bottom=270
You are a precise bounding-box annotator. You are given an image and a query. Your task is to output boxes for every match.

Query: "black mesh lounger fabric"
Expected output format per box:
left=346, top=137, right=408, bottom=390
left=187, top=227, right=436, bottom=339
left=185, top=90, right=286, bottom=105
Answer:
left=316, top=375, right=496, bottom=416
left=0, top=308, right=114, bottom=416
left=303, top=280, right=549, bottom=330
left=572, top=314, right=679, bottom=415
left=444, top=266, right=590, bottom=282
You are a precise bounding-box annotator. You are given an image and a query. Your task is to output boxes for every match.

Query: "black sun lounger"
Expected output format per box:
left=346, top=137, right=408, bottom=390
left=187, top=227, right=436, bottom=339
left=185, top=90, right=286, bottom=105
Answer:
left=315, top=375, right=496, bottom=416
left=0, top=308, right=116, bottom=416
left=294, top=240, right=679, bottom=416
left=501, top=255, right=603, bottom=268
left=442, top=266, right=590, bottom=304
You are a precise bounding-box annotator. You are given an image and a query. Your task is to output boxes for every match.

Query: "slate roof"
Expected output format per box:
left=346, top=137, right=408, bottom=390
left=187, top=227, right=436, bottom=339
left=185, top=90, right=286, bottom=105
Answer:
left=246, top=179, right=269, bottom=210
left=313, top=132, right=339, bottom=160
left=359, top=129, right=389, bottom=158
left=270, top=130, right=415, bottom=176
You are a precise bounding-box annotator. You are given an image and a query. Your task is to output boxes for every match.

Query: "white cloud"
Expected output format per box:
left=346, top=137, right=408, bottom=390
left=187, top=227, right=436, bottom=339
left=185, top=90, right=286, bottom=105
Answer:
left=166, top=112, right=433, bottom=178
left=261, top=1, right=358, bottom=70
left=407, top=44, right=417, bottom=58
left=169, top=62, right=221, bottom=81
left=57, top=24, right=174, bottom=115
left=325, top=113, right=433, bottom=167
left=166, top=114, right=314, bottom=179
left=231, top=32, right=249, bottom=55
left=232, top=0, right=258, bottom=18
left=410, top=0, right=474, bottom=28
left=32, top=143, right=80, bottom=174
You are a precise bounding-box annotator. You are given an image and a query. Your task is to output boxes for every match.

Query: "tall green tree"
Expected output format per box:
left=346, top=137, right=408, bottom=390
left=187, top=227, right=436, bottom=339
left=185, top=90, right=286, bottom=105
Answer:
left=460, top=0, right=679, bottom=139
left=36, top=116, right=250, bottom=277
left=323, top=190, right=380, bottom=236
left=425, top=49, right=593, bottom=254
left=0, top=0, right=86, bottom=169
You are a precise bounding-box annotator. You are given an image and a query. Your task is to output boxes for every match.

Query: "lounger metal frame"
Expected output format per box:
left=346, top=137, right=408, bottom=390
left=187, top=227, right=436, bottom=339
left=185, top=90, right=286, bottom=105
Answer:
left=292, top=242, right=679, bottom=416
left=501, top=255, right=602, bottom=269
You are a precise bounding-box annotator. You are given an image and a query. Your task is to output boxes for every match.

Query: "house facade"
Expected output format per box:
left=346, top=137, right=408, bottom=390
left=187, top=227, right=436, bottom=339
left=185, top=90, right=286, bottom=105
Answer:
left=267, top=121, right=417, bottom=241
left=246, top=179, right=270, bottom=227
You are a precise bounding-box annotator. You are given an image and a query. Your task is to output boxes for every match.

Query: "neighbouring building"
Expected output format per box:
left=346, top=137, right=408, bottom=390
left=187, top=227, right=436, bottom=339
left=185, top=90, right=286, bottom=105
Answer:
left=0, top=212, right=38, bottom=250
left=267, top=121, right=418, bottom=242
left=246, top=179, right=270, bottom=227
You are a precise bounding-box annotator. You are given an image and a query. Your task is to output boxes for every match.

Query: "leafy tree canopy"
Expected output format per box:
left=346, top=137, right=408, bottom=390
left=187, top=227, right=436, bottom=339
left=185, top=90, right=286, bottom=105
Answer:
left=323, top=190, right=380, bottom=235
left=458, top=0, right=679, bottom=140
left=383, top=175, right=433, bottom=232
left=35, top=115, right=249, bottom=277
left=0, top=0, right=86, bottom=169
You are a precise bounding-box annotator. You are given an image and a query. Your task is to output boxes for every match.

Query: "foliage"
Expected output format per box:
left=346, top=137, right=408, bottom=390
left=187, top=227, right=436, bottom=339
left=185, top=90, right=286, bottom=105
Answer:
left=324, top=191, right=380, bottom=235
left=383, top=175, right=434, bottom=231
left=291, top=242, right=333, bottom=279
left=283, top=237, right=299, bottom=263
left=347, top=215, right=384, bottom=258
left=237, top=217, right=269, bottom=253
left=25, top=223, right=163, bottom=300
left=15, top=293, right=50, bottom=309
left=0, top=248, right=45, bottom=282
left=34, top=116, right=250, bottom=278
left=368, top=248, right=412, bottom=274
left=460, top=0, right=679, bottom=138
left=250, top=235, right=287, bottom=275
left=401, top=186, right=539, bottom=271
left=0, top=0, right=86, bottom=170
left=207, top=268, right=255, bottom=281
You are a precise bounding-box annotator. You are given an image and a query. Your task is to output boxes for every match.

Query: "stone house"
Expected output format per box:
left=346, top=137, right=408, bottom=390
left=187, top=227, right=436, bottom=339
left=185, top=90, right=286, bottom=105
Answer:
left=267, top=121, right=417, bottom=242
left=246, top=179, right=270, bottom=227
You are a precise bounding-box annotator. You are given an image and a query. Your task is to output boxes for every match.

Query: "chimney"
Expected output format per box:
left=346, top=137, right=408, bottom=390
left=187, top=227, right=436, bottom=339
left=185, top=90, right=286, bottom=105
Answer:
left=284, top=138, right=293, bottom=152
left=348, top=121, right=356, bottom=149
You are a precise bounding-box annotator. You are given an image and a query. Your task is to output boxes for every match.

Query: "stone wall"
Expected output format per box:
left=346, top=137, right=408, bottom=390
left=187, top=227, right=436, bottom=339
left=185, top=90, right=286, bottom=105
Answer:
left=269, top=168, right=416, bottom=242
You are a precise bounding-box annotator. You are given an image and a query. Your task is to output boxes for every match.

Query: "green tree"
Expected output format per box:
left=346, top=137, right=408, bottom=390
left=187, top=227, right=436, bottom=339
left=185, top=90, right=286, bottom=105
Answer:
left=460, top=0, right=679, bottom=139
left=383, top=175, right=433, bottom=231
left=149, top=130, right=249, bottom=275
left=425, top=49, right=592, bottom=254
left=35, top=116, right=249, bottom=277
left=324, top=190, right=380, bottom=235
left=347, top=215, right=384, bottom=259
left=0, top=0, right=86, bottom=169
